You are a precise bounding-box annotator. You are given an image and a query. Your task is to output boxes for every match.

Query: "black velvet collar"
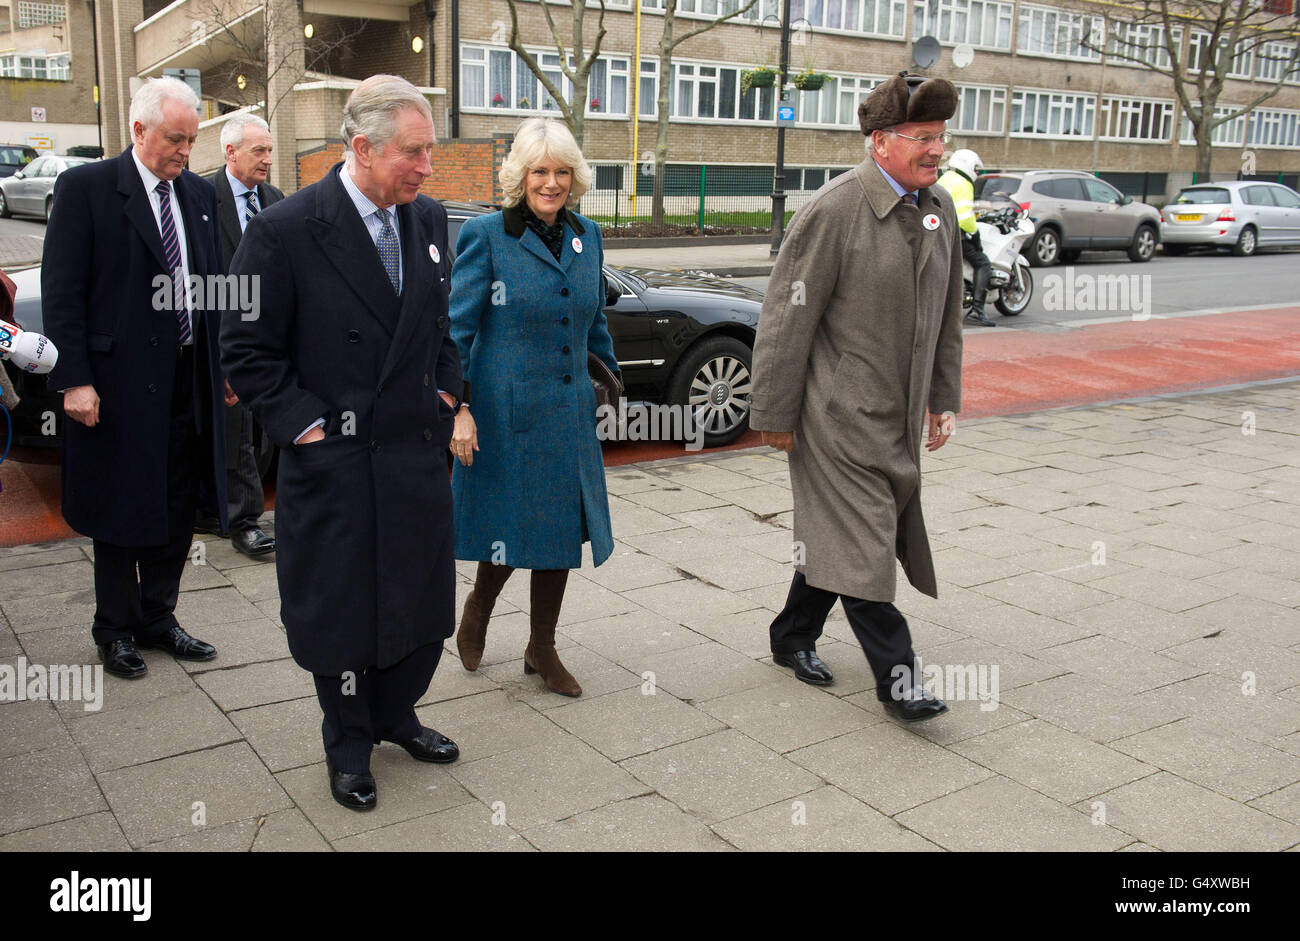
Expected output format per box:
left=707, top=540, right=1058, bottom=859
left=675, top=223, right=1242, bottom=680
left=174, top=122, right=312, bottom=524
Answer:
left=502, top=200, right=585, bottom=238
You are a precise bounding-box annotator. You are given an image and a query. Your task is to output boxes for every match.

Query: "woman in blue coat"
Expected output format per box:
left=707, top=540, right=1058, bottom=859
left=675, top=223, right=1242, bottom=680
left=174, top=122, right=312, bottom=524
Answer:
left=448, top=118, right=620, bottom=697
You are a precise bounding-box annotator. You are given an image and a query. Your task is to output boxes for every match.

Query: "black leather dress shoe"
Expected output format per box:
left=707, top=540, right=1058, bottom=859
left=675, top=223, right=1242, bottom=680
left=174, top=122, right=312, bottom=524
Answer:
left=395, top=727, right=460, bottom=764
left=772, top=650, right=834, bottom=685
left=135, top=624, right=217, bottom=662
left=881, top=686, right=948, bottom=722
left=233, top=527, right=276, bottom=558
left=327, top=761, right=377, bottom=811
left=97, top=640, right=148, bottom=679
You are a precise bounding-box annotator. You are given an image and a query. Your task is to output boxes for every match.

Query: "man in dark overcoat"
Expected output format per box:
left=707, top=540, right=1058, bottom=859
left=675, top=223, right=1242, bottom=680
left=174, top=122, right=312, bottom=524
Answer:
left=221, top=75, right=463, bottom=811
left=204, top=111, right=283, bottom=559
left=751, top=73, right=965, bottom=722
left=43, top=76, right=226, bottom=680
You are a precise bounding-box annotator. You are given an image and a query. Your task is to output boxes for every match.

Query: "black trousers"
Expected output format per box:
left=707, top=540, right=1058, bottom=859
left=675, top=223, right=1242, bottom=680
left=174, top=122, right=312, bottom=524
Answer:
left=91, top=347, right=198, bottom=647
left=312, top=642, right=444, bottom=773
left=962, top=236, right=992, bottom=306
left=223, top=401, right=265, bottom=534
left=769, top=571, right=916, bottom=699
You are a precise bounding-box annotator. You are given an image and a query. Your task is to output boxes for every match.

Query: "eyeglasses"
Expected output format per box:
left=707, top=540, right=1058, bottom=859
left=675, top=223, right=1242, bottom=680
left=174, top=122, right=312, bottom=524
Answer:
left=889, top=130, right=952, bottom=148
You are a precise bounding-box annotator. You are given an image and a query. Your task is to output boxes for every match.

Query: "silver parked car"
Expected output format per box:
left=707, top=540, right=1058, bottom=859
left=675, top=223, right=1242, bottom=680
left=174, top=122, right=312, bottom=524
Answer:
left=974, top=169, right=1163, bottom=266
left=1161, top=181, right=1300, bottom=256
left=0, top=154, right=96, bottom=221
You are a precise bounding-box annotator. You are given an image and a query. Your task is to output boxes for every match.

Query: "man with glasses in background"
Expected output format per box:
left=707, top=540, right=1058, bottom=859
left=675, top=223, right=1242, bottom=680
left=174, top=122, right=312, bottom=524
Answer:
left=750, top=72, right=965, bottom=723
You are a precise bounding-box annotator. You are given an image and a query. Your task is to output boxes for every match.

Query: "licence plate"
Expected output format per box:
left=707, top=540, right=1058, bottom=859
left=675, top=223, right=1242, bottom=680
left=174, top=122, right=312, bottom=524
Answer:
left=1175, top=213, right=1203, bottom=222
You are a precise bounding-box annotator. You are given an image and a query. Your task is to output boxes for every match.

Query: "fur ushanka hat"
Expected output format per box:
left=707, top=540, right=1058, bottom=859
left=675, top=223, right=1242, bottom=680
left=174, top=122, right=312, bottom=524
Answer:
left=858, top=71, right=958, bottom=136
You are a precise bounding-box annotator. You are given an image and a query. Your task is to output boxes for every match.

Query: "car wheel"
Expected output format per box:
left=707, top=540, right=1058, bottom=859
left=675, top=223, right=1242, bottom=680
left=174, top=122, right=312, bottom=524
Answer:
left=668, top=336, right=753, bottom=449
left=994, top=266, right=1033, bottom=316
left=1162, top=244, right=1189, bottom=256
left=1027, top=227, right=1060, bottom=267
left=0, top=191, right=9, bottom=219
left=43, top=195, right=52, bottom=222
left=1128, top=224, right=1157, bottom=262
left=1059, top=249, right=1081, bottom=264
left=1232, top=226, right=1257, bottom=257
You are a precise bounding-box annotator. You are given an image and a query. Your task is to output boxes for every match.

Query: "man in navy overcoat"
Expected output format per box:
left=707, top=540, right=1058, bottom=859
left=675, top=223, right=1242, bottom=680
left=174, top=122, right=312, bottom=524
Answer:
left=221, top=75, right=463, bottom=811
left=43, top=76, right=226, bottom=680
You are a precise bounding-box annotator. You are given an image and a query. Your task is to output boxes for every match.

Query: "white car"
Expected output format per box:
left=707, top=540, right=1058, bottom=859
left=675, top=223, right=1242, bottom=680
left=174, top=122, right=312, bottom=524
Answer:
left=1160, top=180, right=1300, bottom=256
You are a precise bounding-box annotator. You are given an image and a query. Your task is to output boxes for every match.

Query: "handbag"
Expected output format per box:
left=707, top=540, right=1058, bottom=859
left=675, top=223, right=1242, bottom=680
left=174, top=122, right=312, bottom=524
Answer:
left=587, top=351, right=622, bottom=425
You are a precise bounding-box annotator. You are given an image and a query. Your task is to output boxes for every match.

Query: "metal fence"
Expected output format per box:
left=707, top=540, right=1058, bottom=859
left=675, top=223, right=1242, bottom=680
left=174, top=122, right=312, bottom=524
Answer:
left=580, top=163, right=837, bottom=236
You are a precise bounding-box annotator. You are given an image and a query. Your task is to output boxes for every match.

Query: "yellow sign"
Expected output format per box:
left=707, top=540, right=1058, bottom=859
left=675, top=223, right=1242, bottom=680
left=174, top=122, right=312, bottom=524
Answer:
left=27, top=136, right=53, bottom=151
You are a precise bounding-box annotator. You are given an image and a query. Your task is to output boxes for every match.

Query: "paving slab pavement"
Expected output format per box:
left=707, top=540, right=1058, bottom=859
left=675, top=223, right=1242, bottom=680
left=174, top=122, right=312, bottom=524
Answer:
left=1, top=382, right=1298, bottom=851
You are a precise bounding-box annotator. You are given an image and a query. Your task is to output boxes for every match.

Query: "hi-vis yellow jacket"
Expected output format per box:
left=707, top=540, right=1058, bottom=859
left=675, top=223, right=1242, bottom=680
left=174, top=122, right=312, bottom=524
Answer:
left=937, top=169, right=977, bottom=235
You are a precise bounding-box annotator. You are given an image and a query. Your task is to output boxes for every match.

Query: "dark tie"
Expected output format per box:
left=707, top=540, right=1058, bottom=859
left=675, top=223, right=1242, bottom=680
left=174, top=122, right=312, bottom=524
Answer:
left=243, top=189, right=259, bottom=226
left=376, top=208, right=400, bottom=294
left=155, top=180, right=191, bottom=345
left=902, top=192, right=917, bottom=206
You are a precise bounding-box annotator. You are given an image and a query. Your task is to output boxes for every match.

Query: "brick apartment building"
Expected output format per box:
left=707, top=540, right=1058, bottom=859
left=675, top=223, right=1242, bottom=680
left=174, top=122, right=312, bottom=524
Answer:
left=3, top=0, right=1298, bottom=204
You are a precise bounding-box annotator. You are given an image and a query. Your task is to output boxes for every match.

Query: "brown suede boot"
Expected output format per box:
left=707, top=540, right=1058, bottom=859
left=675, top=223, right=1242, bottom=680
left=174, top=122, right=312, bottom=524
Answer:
left=523, top=569, right=581, bottom=697
left=456, top=562, right=514, bottom=671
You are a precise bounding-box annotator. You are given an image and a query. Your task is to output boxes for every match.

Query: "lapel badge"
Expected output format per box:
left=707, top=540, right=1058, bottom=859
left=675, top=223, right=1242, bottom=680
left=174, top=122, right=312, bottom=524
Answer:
left=922, top=213, right=941, bottom=231
left=429, top=243, right=440, bottom=264
left=572, top=237, right=583, bottom=254
left=202, top=214, right=209, bottom=222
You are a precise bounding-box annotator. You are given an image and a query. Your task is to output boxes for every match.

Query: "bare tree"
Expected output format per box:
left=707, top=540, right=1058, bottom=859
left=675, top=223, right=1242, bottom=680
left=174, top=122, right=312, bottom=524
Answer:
left=1082, top=0, right=1300, bottom=176
left=188, top=0, right=368, bottom=126
left=649, top=0, right=760, bottom=226
left=504, top=0, right=609, bottom=147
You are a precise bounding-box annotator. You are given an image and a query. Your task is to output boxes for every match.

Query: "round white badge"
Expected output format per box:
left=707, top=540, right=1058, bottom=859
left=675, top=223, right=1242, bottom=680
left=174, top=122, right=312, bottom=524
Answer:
left=922, top=213, right=941, bottom=231
left=572, top=237, right=583, bottom=254
left=429, top=244, right=440, bottom=263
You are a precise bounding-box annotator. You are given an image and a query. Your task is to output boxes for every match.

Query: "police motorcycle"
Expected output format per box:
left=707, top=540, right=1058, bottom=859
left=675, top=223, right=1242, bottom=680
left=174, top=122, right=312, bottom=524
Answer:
left=964, top=203, right=1035, bottom=317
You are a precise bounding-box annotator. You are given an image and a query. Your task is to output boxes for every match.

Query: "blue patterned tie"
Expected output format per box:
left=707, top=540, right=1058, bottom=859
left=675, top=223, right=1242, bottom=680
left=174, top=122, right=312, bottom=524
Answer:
left=243, top=189, right=259, bottom=227
left=156, top=180, right=191, bottom=345
left=902, top=192, right=917, bottom=206
left=376, top=208, right=400, bottom=294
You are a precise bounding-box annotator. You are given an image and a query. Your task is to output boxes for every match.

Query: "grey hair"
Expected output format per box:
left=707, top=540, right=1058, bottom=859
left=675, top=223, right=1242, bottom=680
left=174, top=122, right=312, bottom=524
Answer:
left=129, top=76, right=201, bottom=130
left=340, top=74, right=433, bottom=155
left=221, top=112, right=270, bottom=149
left=498, top=118, right=592, bottom=209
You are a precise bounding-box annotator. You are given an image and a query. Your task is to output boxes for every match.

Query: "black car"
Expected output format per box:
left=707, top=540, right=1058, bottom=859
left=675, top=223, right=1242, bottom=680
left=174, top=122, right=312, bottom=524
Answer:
left=0, top=144, right=39, bottom=178
left=3, top=199, right=762, bottom=458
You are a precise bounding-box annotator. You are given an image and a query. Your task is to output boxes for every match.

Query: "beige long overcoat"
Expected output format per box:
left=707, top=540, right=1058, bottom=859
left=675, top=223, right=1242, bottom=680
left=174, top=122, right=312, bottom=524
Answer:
left=749, top=158, right=964, bottom=601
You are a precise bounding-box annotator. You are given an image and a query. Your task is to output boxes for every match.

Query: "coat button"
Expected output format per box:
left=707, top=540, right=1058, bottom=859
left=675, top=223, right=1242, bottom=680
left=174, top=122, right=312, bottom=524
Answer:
left=146, top=383, right=157, bottom=393
left=560, top=287, right=570, bottom=297
left=563, top=374, right=572, bottom=383
left=377, top=383, right=384, bottom=396
left=437, top=316, right=450, bottom=329
left=423, top=429, right=432, bottom=441
left=561, top=317, right=569, bottom=325
left=369, top=440, right=380, bottom=452
left=149, top=336, right=159, bottom=347
left=347, top=330, right=360, bottom=342
left=562, top=345, right=570, bottom=354
left=423, top=374, right=430, bottom=387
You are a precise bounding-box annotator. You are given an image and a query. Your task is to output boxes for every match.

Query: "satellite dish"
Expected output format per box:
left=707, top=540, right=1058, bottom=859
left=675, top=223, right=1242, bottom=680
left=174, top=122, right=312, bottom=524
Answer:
left=913, top=36, right=941, bottom=70
left=952, top=43, right=975, bottom=68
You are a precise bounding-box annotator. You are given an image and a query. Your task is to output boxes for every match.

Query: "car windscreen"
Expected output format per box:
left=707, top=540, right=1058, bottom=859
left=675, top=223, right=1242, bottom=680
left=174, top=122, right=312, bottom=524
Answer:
left=975, top=176, right=1019, bottom=198
left=0, top=147, right=31, bottom=165
left=1171, top=188, right=1230, bottom=205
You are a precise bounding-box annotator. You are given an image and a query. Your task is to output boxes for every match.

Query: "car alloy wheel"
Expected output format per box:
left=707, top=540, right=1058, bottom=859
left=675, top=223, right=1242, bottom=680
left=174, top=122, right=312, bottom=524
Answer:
left=1028, top=228, right=1059, bottom=267
left=1233, top=226, right=1257, bottom=257
left=669, top=336, right=754, bottom=448
left=1128, top=225, right=1157, bottom=262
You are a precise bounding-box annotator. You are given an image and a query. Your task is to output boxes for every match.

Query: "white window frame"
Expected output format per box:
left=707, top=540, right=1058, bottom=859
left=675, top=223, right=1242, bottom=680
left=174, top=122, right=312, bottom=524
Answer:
left=1016, top=4, right=1102, bottom=62
left=1106, top=21, right=1179, bottom=71
left=1255, top=41, right=1300, bottom=84
left=1010, top=88, right=1097, bottom=139
left=1247, top=108, right=1300, bottom=149
left=952, top=83, right=1007, bottom=135
left=913, top=0, right=1015, bottom=51
left=1187, top=30, right=1254, bottom=79
left=1099, top=96, right=1175, bottom=143
left=460, top=43, right=633, bottom=119
left=1179, top=107, right=1247, bottom=147
left=793, top=74, right=886, bottom=129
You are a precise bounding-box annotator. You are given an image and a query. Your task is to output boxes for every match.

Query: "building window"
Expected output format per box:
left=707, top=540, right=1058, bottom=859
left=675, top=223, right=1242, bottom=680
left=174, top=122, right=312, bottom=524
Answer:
left=0, top=51, right=70, bottom=81
left=668, top=60, right=776, bottom=123
left=1187, top=31, right=1254, bottom=79
left=794, top=74, right=884, bottom=128
left=1105, top=20, right=1177, bottom=70
left=16, top=1, right=65, bottom=29
left=460, top=44, right=632, bottom=117
left=641, top=0, right=781, bottom=24
left=788, top=0, right=907, bottom=37
left=1016, top=4, right=1102, bottom=62
left=1179, top=107, right=1246, bottom=147
left=913, top=0, right=1014, bottom=50
left=1248, top=108, right=1300, bottom=149
left=1255, top=41, right=1300, bottom=84
left=952, top=84, right=1006, bottom=134
left=1099, top=96, right=1174, bottom=143
left=1010, top=89, right=1096, bottom=138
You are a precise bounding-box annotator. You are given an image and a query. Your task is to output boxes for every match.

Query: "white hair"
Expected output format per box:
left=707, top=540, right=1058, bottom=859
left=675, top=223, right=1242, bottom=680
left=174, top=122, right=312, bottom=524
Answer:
left=130, top=76, right=200, bottom=130
left=498, top=118, right=591, bottom=209
left=340, top=74, right=433, bottom=155
left=221, top=112, right=270, bottom=149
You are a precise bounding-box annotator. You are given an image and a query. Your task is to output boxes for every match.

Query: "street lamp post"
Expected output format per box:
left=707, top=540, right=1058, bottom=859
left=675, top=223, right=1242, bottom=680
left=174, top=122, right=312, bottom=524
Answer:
left=768, top=6, right=793, bottom=256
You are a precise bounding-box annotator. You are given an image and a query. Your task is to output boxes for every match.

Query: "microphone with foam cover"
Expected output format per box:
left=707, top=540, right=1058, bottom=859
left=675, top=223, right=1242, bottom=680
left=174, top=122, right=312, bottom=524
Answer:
left=0, top=319, right=58, bottom=374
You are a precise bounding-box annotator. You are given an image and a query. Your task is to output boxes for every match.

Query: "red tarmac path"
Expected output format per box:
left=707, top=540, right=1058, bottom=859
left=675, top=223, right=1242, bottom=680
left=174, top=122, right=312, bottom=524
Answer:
left=4, top=305, right=1299, bottom=549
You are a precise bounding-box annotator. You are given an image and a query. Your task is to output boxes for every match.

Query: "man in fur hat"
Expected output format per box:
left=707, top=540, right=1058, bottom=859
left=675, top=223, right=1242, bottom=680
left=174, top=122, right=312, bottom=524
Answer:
left=750, top=72, right=965, bottom=722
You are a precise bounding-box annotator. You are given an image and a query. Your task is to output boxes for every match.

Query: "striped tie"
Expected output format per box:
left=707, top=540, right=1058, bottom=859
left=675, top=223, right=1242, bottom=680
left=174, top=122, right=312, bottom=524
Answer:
left=243, top=189, right=259, bottom=226
left=376, top=208, right=401, bottom=294
left=902, top=192, right=918, bottom=206
left=155, top=180, right=191, bottom=345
